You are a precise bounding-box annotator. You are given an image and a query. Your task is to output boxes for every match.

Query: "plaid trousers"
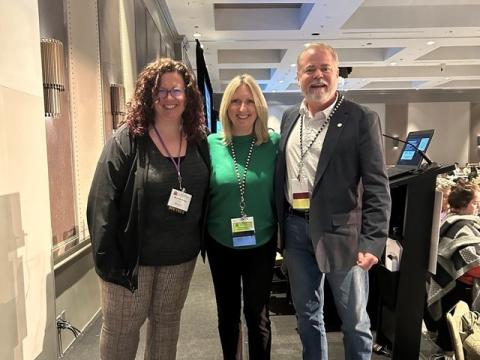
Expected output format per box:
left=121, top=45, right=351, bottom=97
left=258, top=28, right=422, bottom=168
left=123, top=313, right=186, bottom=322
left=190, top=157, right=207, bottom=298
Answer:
left=99, top=258, right=196, bottom=360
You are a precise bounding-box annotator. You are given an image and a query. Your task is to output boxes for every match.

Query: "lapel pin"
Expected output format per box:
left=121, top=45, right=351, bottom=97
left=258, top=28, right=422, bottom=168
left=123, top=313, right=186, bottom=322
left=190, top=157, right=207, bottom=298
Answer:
left=337, top=123, right=343, bottom=128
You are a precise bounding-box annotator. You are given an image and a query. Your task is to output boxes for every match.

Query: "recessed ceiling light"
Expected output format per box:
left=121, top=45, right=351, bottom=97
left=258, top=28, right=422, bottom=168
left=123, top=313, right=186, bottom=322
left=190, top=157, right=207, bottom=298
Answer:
left=279, top=80, right=284, bottom=83
left=193, top=32, right=201, bottom=38
left=290, top=63, right=296, bottom=67
left=390, top=62, right=397, bottom=66
left=426, top=41, right=435, bottom=45
left=304, top=43, right=311, bottom=47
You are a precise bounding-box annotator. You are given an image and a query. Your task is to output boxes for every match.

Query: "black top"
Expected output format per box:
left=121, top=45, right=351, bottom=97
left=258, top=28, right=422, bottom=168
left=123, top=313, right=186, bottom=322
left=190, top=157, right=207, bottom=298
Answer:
left=87, top=124, right=211, bottom=292
left=140, top=137, right=209, bottom=265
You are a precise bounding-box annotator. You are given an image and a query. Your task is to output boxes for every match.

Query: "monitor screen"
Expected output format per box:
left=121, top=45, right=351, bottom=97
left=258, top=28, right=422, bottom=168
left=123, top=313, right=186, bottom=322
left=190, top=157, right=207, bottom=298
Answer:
left=396, top=129, right=434, bottom=166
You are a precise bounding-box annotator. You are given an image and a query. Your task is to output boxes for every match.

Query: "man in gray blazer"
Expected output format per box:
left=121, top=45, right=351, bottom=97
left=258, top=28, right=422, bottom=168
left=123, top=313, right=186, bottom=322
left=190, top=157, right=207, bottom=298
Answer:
left=275, top=43, right=391, bottom=360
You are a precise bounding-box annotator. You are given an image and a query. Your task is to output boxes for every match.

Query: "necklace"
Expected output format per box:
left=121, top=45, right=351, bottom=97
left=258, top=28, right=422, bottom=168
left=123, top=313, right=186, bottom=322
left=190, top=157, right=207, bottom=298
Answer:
left=229, top=137, right=256, bottom=218
left=297, top=94, right=344, bottom=180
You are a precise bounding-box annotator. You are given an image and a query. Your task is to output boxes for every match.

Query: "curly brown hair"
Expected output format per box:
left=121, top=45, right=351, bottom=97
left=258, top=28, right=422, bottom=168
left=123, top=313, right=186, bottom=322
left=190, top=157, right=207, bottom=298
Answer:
left=125, top=58, right=206, bottom=141
left=448, top=180, right=480, bottom=212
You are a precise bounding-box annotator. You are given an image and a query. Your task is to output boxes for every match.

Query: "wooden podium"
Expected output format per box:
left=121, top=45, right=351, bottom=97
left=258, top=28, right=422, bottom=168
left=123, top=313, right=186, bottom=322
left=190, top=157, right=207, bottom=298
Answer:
left=374, top=164, right=454, bottom=359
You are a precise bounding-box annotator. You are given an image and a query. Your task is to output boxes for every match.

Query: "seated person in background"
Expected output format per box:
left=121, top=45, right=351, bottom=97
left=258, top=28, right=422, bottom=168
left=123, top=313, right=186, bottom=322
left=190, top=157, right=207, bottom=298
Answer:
left=438, top=183, right=452, bottom=223
left=435, top=176, right=455, bottom=223
left=453, top=162, right=463, bottom=177
left=464, top=163, right=472, bottom=176
left=469, top=165, right=478, bottom=180
left=427, top=181, right=480, bottom=352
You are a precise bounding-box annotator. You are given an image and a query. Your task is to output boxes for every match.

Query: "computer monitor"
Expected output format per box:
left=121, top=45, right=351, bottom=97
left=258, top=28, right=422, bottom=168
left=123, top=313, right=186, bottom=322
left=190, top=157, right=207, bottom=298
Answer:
left=396, top=129, right=435, bottom=166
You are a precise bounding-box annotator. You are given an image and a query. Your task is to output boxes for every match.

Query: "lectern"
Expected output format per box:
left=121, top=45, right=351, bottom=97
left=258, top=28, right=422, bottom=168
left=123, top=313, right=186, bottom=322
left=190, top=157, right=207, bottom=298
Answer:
left=375, top=165, right=454, bottom=359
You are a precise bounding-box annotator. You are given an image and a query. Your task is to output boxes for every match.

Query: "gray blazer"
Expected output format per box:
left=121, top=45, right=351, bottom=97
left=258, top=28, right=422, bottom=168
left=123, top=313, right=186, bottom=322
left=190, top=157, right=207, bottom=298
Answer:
left=275, top=98, right=391, bottom=272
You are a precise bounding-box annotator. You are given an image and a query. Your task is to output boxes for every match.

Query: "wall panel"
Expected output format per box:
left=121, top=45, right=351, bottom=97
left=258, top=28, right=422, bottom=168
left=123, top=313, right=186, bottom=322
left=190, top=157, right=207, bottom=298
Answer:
left=0, top=2, right=56, bottom=350
left=408, top=102, right=470, bottom=164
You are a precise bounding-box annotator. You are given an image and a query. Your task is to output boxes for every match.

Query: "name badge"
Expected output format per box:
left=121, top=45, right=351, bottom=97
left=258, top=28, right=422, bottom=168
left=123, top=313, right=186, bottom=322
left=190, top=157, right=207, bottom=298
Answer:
left=231, top=216, right=256, bottom=247
left=167, top=188, right=192, bottom=214
left=290, top=178, right=310, bottom=210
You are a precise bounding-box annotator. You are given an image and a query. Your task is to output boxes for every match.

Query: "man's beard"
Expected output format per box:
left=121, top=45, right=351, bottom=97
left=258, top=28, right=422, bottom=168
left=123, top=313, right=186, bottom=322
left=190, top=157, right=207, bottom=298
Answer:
left=304, top=87, right=332, bottom=104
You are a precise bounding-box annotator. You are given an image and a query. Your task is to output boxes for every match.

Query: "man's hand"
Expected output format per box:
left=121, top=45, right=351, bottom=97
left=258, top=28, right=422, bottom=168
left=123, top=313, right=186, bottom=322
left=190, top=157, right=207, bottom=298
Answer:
left=356, top=252, right=378, bottom=271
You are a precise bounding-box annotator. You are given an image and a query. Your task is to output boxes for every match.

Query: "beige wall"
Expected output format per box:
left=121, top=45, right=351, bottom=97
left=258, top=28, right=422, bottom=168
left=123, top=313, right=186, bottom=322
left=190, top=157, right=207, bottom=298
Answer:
left=52, top=0, right=105, bottom=353
left=408, top=102, right=470, bottom=165
left=0, top=1, right=56, bottom=359
left=66, top=0, right=105, bottom=243
left=385, top=104, right=408, bottom=165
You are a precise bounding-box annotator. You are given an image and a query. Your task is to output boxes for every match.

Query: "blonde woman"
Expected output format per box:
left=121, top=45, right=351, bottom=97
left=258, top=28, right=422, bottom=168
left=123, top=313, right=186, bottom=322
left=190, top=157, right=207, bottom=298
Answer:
left=207, top=74, right=279, bottom=359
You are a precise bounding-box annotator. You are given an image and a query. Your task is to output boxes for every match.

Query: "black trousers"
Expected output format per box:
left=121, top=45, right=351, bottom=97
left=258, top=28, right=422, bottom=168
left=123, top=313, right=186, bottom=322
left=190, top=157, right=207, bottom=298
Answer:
left=206, top=234, right=276, bottom=360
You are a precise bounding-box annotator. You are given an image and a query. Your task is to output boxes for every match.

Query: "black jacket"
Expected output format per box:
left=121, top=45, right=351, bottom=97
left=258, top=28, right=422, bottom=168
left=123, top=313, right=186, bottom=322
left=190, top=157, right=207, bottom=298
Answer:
left=86, top=125, right=211, bottom=291
left=275, top=99, right=391, bottom=272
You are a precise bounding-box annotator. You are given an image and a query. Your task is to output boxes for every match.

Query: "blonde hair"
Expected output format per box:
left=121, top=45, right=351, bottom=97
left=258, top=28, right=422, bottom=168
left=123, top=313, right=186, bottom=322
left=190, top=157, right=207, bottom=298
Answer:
left=296, top=42, right=339, bottom=70
left=219, top=74, right=269, bottom=145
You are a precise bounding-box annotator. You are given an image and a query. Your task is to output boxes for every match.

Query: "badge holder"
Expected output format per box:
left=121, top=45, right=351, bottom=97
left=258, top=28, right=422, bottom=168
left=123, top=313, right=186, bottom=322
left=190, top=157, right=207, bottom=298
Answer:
left=167, top=187, right=192, bottom=214
left=231, top=216, right=256, bottom=247
left=290, top=178, right=310, bottom=210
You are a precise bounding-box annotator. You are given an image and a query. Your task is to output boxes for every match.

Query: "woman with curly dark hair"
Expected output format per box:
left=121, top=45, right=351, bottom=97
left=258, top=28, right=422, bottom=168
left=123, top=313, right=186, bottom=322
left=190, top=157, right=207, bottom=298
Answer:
left=87, top=58, right=210, bottom=360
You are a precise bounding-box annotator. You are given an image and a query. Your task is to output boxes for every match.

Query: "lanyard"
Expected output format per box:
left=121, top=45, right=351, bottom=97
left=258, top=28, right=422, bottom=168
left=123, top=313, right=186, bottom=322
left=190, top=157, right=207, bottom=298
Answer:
left=153, top=125, right=184, bottom=190
left=297, top=94, right=344, bottom=180
left=229, top=137, right=256, bottom=218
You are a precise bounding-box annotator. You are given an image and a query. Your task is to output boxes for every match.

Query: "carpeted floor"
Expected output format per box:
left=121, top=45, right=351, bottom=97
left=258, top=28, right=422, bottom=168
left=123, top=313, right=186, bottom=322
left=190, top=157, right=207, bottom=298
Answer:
left=62, top=258, right=441, bottom=359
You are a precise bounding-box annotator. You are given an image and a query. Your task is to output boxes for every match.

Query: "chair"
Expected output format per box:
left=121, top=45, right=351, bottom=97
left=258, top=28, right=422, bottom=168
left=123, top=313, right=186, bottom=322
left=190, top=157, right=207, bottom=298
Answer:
left=446, top=300, right=470, bottom=360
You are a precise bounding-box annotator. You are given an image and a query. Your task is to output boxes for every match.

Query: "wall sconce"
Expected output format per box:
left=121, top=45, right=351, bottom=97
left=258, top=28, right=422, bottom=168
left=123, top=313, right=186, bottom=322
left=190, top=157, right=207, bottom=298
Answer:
left=40, top=39, right=65, bottom=117
left=393, top=135, right=399, bottom=149
left=110, top=84, right=125, bottom=129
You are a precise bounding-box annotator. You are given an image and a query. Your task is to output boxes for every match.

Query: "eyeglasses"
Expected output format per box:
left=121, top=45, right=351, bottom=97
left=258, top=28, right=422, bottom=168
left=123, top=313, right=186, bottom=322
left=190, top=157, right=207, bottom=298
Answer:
left=157, top=87, right=185, bottom=99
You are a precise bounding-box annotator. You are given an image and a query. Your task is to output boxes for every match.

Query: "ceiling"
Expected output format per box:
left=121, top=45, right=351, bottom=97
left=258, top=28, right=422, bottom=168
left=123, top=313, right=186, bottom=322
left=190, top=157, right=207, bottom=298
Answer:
left=164, top=0, right=480, bottom=93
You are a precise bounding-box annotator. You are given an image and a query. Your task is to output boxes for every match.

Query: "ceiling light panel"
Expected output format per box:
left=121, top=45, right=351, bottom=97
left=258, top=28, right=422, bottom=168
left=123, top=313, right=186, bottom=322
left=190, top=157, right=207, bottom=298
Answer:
left=363, top=80, right=427, bottom=89
left=417, top=46, right=480, bottom=61
left=336, top=48, right=404, bottom=62
left=438, top=79, right=480, bottom=88
left=217, top=49, right=286, bottom=64
left=342, top=5, right=480, bottom=29
left=219, top=68, right=273, bottom=81
left=214, top=2, right=314, bottom=31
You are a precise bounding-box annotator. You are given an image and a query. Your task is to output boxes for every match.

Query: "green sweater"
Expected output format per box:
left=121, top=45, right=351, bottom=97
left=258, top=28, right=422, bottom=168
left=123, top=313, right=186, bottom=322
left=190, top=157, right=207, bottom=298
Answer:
left=207, top=132, right=280, bottom=249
